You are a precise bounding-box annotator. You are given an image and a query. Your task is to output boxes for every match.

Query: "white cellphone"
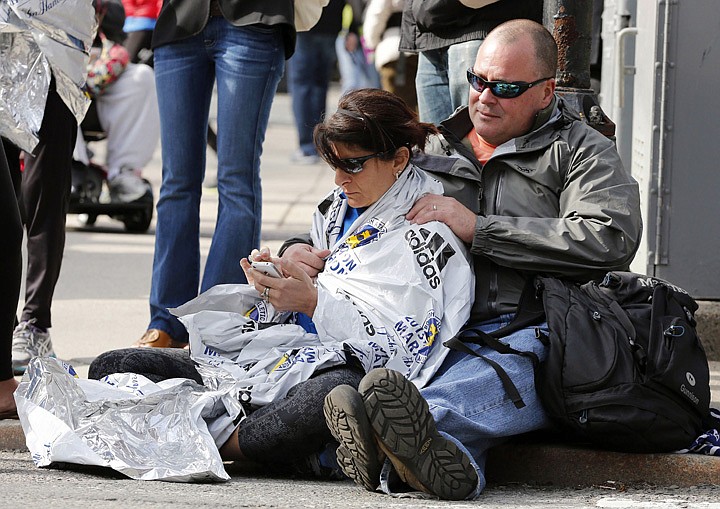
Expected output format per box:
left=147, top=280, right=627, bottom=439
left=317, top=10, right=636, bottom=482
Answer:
left=251, top=261, right=283, bottom=278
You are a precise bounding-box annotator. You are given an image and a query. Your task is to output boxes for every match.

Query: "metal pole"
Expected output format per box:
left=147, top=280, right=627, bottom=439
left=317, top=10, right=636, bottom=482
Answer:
left=543, top=0, right=616, bottom=137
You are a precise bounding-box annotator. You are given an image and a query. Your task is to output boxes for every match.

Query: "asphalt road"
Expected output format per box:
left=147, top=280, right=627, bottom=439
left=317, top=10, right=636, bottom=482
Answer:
left=2, top=450, right=720, bottom=509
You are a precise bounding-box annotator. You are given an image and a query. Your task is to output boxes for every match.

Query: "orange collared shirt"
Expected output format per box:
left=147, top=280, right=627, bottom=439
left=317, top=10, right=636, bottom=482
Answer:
left=467, top=129, right=496, bottom=165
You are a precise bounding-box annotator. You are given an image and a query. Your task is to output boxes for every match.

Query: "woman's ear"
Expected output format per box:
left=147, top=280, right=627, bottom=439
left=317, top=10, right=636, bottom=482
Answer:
left=393, top=146, right=410, bottom=172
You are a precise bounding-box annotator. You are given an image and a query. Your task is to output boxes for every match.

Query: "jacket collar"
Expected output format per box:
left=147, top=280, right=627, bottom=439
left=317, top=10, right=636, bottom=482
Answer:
left=438, top=94, right=572, bottom=153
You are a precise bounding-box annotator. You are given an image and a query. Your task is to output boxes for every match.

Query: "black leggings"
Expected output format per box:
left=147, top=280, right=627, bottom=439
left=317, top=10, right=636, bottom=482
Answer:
left=88, top=348, right=363, bottom=466
left=0, top=140, right=23, bottom=380
left=18, top=84, right=77, bottom=330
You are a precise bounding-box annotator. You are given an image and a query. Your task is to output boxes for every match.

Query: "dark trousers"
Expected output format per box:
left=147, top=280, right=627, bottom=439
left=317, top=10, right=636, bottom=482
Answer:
left=18, top=85, right=78, bottom=330
left=123, top=30, right=154, bottom=66
left=287, top=31, right=337, bottom=156
left=0, top=141, right=23, bottom=380
left=89, top=348, right=363, bottom=466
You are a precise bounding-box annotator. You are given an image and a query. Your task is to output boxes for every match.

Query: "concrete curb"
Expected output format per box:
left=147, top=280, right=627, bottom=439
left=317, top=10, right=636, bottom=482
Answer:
left=0, top=420, right=26, bottom=451
left=487, top=442, right=720, bottom=487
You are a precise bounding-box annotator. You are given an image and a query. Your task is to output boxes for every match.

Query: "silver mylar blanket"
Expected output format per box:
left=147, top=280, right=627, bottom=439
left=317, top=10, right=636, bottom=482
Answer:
left=176, top=167, right=475, bottom=447
left=14, top=167, right=475, bottom=481
left=0, top=0, right=95, bottom=152
left=14, top=357, right=230, bottom=482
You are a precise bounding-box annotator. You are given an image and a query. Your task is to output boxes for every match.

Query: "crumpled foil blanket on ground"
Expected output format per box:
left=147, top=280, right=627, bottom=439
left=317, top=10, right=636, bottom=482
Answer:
left=14, top=357, right=230, bottom=482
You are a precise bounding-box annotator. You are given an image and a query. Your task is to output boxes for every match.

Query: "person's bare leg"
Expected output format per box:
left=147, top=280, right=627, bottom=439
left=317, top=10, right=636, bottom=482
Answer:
left=219, top=426, right=247, bottom=461
left=0, top=378, right=19, bottom=417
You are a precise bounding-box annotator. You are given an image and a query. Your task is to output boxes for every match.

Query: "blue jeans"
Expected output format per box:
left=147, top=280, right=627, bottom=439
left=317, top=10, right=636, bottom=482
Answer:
left=288, top=32, right=338, bottom=156
left=335, top=35, right=381, bottom=95
left=150, top=18, right=285, bottom=342
left=416, top=39, right=484, bottom=124
left=420, top=316, right=550, bottom=496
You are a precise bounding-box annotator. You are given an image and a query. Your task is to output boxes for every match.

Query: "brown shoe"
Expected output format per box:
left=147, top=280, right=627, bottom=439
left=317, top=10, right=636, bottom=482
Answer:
left=132, top=329, right=186, bottom=348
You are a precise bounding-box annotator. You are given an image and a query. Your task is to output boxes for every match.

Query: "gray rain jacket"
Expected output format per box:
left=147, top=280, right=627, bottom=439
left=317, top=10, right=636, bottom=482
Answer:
left=413, top=96, right=642, bottom=323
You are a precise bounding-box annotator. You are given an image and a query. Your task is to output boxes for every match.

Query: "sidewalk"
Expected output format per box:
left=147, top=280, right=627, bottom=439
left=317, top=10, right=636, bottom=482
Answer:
left=3, top=86, right=720, bottom=490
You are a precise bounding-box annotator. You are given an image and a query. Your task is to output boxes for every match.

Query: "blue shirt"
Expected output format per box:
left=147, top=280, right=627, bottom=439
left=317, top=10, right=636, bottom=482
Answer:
left=124, top=17, right=157, bottom=32
left=296, top=197, right=366, bottom=333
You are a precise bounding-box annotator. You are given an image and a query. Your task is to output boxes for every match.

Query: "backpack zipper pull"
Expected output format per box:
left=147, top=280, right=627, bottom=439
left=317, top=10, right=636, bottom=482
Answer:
left=579, top=410, right=588, bottom=424
left=664, top=324, right=685, bottom=337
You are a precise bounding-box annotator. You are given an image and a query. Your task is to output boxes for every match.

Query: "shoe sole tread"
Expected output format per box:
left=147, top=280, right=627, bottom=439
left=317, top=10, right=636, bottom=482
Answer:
left=359, top=368, right=477, bottom=501
left=323, top=385, right=381, bottom=491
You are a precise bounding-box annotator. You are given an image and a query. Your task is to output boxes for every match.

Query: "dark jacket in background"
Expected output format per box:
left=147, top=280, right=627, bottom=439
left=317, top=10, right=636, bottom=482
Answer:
left=152, top=0, right=296, bottom=58
left=399, top=0, right=542, bottom=53
left=310, top=0, right=346, bottom=36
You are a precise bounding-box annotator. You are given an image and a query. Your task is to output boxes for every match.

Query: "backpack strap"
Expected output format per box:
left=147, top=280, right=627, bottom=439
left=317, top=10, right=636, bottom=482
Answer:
left=489, top=276, right=546, bottom=338
left=443, top=277, right=546, bottom=409
left=443, top=336, right=528, bottom=409
left=607, top=296, right=647, bottom=368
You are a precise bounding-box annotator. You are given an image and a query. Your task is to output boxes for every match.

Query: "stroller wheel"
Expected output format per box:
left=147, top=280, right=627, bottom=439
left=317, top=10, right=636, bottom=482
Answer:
left=78, top=213, right=97, bottom=227
left=122, top=180, right=154, bottom=233
left=123, top=207, right=152, bottom=233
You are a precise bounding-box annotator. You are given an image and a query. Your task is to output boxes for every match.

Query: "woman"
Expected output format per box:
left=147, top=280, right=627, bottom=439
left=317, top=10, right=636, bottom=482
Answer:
left=88, top=88, right=474, bottom=478
left=136, top=0, right=293, bottom=348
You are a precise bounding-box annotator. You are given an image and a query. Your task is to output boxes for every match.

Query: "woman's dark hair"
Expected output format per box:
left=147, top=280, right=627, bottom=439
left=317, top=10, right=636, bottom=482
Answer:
left=314, top=88, right=438, bottom=171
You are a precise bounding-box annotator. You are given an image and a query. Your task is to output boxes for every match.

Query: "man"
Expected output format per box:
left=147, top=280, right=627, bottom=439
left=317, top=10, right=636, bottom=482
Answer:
left=78, top=0, right=159, bottom=204
left=317, top=19, right=642, bottom=499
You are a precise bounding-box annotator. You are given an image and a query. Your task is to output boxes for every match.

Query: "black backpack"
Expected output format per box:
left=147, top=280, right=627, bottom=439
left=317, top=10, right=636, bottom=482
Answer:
left=446, top=271, right=714, bottom=453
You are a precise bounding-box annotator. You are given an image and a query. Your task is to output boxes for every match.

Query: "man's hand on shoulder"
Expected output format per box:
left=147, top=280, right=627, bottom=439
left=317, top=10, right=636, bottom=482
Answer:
left=406, top=194, right=477, bottom=244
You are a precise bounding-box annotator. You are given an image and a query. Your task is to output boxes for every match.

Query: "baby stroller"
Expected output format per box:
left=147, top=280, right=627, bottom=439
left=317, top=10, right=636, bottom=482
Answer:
left=69, top=102, right=154, bottom=233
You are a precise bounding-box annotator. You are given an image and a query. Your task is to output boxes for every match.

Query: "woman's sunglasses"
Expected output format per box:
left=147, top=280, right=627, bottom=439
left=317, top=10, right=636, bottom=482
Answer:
left=466, top=68, right=553, bottom=99
left=334, top=149, right=396, bottom=175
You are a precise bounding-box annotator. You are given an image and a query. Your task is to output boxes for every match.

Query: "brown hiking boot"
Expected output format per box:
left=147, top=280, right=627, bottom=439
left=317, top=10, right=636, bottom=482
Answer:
left=358, top=368, right=478, bottom=501
left=324, top=384, right=384, bottom=491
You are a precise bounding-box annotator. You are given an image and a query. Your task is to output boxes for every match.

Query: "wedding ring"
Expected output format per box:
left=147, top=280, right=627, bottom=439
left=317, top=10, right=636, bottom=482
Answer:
left=261, top=286, right=270, bottom=301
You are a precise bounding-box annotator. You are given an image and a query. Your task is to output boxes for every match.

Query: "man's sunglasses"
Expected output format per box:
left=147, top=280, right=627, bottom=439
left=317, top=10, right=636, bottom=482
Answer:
left=334, top=149, right=396, bottom=174
left=466, top=68, right=553, bottom=99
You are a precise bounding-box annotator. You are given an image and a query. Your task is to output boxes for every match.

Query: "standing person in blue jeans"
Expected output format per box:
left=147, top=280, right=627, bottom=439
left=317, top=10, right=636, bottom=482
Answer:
left=317, top=20, right=642, bottom=499
left=134, top=0, right=295, bottom=347
left=288, top=0, right=345, bottom=165
left=399, top=0, right=541, bottom=124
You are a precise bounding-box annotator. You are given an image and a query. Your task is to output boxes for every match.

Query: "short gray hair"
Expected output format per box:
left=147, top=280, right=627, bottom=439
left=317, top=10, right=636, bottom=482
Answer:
left=489, top=19, right=558, bottom=78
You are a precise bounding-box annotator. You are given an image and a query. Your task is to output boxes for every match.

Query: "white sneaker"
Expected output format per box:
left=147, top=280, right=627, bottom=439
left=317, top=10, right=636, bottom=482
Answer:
left=12, top=319, right=55, bottom=375
left=108, top=168, right=147, bottom=203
